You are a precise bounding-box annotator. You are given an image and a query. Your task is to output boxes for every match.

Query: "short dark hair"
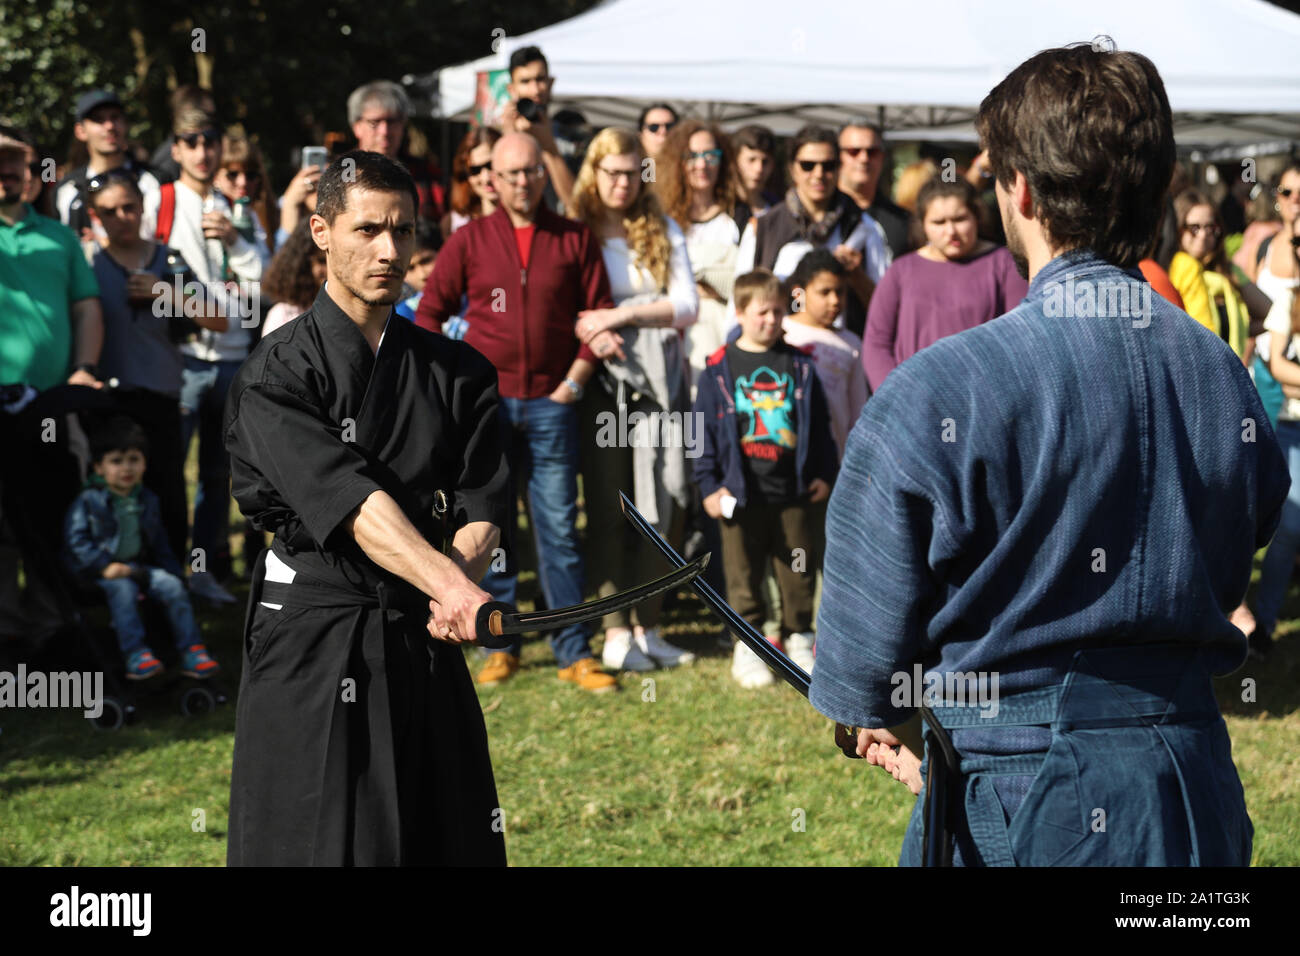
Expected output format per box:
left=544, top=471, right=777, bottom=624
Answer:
left=788, top=248, right=845, bottom=292
left=734, top=269, right=784, bottom=314
left=91, top=416, right=149, bottom=463
left=509, top=46, right=548, bottom=75
left=86, top=169, right=144, bottom=207
left=314, top=149, right=419, bottom=225
left=414, top=219, right=442, bottom=253
left=975, top=45, right=1174, bottom=268
left=637, top=103, right=678, bottom=130
left=732, top=124, right=775, bottom=155
left=788, top=125, right=837, bottom=163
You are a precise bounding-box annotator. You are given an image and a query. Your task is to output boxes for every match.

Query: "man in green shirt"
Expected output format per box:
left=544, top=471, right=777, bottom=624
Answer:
left=0, top=140, right=103, bottom=390
left=0, top=137, right=104, bottom=644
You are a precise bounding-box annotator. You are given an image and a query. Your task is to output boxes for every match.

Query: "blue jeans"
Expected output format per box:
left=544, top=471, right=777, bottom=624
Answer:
left=97, top=566, right=203, bottom=658
left=481, top=396, right=591, bottom=667
left=180, top=356, right=243, bottom=576
left=1254, top=419, right=1300, bottom=636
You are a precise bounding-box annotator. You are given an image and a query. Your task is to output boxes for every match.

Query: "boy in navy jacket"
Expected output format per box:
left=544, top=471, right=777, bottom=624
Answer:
left=63, top=416, right=219, bottom=680
left=693, top=269, right=838, bottom=687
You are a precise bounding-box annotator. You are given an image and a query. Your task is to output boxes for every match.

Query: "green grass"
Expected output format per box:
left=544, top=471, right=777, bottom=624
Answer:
left=2, top=489, right=1298, bottom=865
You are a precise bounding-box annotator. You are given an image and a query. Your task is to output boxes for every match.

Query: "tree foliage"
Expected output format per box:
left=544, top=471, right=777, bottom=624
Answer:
left=0, top=0, right=598, bottom=188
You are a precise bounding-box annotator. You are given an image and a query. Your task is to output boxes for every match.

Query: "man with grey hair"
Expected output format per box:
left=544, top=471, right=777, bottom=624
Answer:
left=347, top=80, right=443, bottom=222
left=838, top=120, right=908, bottom=259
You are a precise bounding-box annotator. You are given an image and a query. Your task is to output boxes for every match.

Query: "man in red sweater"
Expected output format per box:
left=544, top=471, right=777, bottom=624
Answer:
left=417, top=132, right=624, bottom=692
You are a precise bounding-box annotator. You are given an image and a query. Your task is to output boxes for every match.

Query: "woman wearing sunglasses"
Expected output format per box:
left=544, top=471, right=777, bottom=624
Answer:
left=1168, top=189, right=1270, bottom=364
left=1168, top=188, right=1273, bottom=652
left=1250, top=164, right=1300, bottom=303
left=732, top=124, right=891, bottom=337
left=570, top=126, right=699, bottom=671
left=441, top=127, right=501, bottom=237
left=1251, top=230, right=1300, bottom=658
left=637, top=103, right=678, bottom=162
left=653, top=120, right=749, bottom=394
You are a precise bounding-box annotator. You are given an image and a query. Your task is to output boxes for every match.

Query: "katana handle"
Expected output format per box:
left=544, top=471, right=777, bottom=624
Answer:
left=475, top=601, right=515, bottom=649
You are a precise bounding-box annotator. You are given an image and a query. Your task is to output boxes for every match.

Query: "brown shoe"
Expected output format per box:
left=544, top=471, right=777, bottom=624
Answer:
left=557, top=656, right=619, bottom=693
left=477, top=651, right=521, bottom=686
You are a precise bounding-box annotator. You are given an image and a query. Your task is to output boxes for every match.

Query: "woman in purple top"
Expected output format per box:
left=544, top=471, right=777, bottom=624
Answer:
left=863, top=177, right=1028, bottom=391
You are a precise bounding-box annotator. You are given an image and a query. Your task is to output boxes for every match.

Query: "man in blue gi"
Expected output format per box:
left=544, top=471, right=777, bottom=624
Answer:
left=809, top=44, right=1290, bottom=866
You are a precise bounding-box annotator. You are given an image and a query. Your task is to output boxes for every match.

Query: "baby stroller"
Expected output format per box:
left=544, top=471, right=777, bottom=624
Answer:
left=0, top=382, right=228, bottom=731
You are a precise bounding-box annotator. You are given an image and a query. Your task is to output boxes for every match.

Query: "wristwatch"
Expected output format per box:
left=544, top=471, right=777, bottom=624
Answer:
left=73, top=362, right=99, bottom=378
left=563, top=378, right=584, bottom=400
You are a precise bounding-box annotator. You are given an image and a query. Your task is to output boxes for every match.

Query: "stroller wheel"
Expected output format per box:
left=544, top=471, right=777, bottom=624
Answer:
left=89, top=696, right=127, bottom=732
left=179, top=686, right=216, bottom=717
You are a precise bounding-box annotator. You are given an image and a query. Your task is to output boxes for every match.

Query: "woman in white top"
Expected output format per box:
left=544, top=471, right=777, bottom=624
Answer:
left=1253, top=164, right=1300, bottom=303
left=652, top=120, right=751, bottom=396
left=571, top=126, right=699, bottom=672
left=1252, top=247, right=1300, bottom=659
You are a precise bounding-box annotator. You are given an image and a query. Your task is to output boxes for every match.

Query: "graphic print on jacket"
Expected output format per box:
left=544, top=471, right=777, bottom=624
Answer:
left=727, top=344, right=797, bottom=500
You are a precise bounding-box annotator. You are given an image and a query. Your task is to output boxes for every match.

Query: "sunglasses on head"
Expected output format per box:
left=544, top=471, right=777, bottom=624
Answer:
left=176, top=129, right=220, bottom=149
left=86, top=173, right=134, bottom=195
left=643, top=122, right=676, bottom=134
left=797, top=159, right=838, bottom=173
left=840, top=146, right=884, bottom=160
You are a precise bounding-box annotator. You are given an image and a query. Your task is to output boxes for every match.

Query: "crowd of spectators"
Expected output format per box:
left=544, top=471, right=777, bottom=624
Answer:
left=2, top=42, right=1296, bottom=687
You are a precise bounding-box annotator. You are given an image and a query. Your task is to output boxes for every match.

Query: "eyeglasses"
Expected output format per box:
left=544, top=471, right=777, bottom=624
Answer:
left=796, top=159, right=838, bottom=173
left=642, top=122, right=676, bottom=134
left=361, top=115, right=404, bottom=130
left=597, top=166, right=638, bottom=182
left=1278, top=187, right=1297, bottom=199
left=840, top=146, right=884, bottom=160
left=176, top=130, right=220, bottom=149
left=1183, top=223, right=1220, bottom=237
left=467, top=162, right=491, bottom=177
left=494, top=164, right=545, bottom=183
left=685, top=149, right=722, bottom=168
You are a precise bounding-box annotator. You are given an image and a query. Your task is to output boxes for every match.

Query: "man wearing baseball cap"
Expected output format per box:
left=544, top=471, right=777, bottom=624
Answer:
left=54, top=89, right=160, bottom=242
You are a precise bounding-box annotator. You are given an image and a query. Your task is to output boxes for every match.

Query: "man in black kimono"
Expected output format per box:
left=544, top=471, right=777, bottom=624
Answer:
left=223, top=150, right=510, bottom=866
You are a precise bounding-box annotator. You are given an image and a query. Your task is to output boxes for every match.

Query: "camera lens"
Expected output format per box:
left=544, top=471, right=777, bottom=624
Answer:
left=516, top=97, right=539, bottom=122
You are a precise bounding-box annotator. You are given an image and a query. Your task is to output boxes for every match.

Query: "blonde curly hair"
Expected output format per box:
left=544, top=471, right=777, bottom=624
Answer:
left=571, top=126, right=671, bottom=291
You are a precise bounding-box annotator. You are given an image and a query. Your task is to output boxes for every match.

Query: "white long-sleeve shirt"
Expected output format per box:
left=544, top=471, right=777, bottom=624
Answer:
left=143, top=179, right=264, bottom=362
left=598, top=217, right=699, bottom=328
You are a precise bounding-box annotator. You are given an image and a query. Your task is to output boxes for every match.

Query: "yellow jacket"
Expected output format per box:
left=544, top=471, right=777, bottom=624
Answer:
left=1168, top=251, right=1249, bottom=358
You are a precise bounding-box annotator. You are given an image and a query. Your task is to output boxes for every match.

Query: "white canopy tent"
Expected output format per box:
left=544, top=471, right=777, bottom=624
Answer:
left=421, top=0, right=1300, bottom=149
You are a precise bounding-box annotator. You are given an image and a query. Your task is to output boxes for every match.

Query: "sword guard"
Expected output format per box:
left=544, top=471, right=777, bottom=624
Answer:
left=475, top=601, right=514, bottom=649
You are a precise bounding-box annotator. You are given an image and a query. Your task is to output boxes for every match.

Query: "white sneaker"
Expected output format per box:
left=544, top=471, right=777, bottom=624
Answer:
left=635, top=626, right=695, bottom=667
left=189, top=571, right=238, bottom=605
left=601, top=627, right=656, bottom=672
left=786, top=631, right=816, bottom=675
left=731, top=641, right=775, bottom=689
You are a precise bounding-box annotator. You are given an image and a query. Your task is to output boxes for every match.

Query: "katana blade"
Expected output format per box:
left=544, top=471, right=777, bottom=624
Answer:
left=475, top=552, right=710, bottom=647
left=621, top=493, right=953, bottom=862
left=619, top=492, right=810, bottom=696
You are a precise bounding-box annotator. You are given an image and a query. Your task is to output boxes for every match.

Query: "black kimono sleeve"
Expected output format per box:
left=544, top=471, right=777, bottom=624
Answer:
left=225, top=377, right=386, bottom=550
left=447, top=342, right=510, bottom=536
